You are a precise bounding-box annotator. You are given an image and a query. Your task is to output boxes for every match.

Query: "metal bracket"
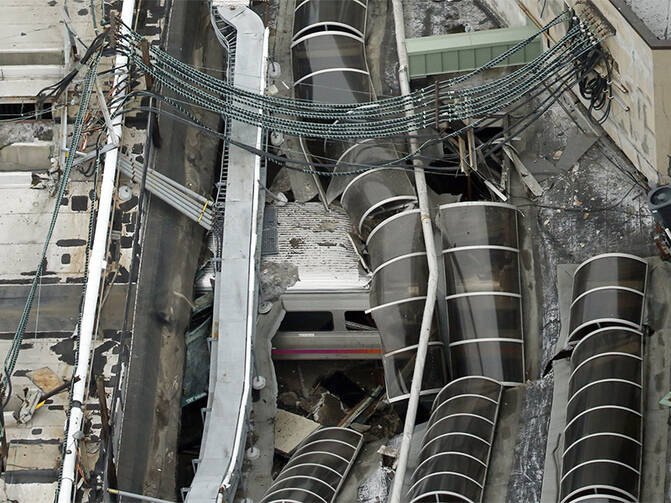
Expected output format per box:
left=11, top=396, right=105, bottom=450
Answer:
left=191, top=458, right=201, bottom=474
left=66, top=142, right=119, bottom=167
left=659, top=392, right=671, bottom=408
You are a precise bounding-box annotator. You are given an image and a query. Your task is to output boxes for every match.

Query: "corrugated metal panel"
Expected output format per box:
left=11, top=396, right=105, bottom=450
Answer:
left=261, top=205, right=279, bottom=256
left=406, top=25, right=543, bottom=78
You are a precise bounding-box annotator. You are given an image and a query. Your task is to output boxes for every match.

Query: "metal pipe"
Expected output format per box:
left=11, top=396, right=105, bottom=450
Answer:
left=119, top=162, right=212, bottom=216
left=135, top=177, right=214, bottom=225
left=108, top=488, right=175, bottom=503
left=119, top=156, right=211, bottom=205
left=57, top=0, right=135, bottom=500
left=389, top=0, right=440, bottom=501
left=141, top=180, right=213, bottom=223
left=139, top=176, right=213, bottom=221
left=150, top=168, right=210, bottom=205
left=118, top=162, right=215, bottom=226
left=139, top=180, right=214, bottom=228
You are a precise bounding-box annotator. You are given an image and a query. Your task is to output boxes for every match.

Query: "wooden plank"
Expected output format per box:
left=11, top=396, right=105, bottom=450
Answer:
left=467, top=128, right=478, bottom=172
left=458, top=136, right=468, bottom=174
left=502, top=145, right=544, bottom=197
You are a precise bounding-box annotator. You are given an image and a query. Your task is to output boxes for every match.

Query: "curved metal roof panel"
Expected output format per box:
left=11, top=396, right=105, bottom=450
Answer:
left=261, top=427, right=363, bottom=503
left=409, top=377, right=502, bottom=503
left=568, top=254, right=647, bottom=344
left=560, top=327, right=643, bottom=503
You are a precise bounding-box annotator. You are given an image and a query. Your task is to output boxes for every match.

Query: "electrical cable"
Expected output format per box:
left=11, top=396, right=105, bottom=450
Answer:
left=568, top=15, right=613, bottom=124
left=36, top=28, right=111, bottom=110
left=99, top=10, right=608, bottom=140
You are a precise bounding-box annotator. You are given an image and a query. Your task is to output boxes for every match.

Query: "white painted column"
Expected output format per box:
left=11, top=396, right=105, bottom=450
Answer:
left=57, top=0, right=135, bottom=500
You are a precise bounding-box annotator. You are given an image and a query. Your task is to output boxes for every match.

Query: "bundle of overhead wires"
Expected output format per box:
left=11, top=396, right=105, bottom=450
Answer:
left=35, top=27, right=112, bottom=110
left=107, top=10, right=610, bottom=140
left=568, top=14, right=613, bottom=123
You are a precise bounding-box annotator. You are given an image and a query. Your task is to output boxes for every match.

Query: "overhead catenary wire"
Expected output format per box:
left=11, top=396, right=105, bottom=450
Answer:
left=109, top=61, right=585, bottom=179
left=104, top=51, right=600, bottom=206
left=103, top=12, right=609, bottom=140
left=117, top=9, right=572, bottom=113
left=119, top=37, right=590, bottom=138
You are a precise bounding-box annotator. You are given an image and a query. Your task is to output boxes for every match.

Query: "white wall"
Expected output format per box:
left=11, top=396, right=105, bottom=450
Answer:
left=479, top=0, right=671, bottom=183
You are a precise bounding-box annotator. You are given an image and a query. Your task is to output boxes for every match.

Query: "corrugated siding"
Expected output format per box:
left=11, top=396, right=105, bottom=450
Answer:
left=406, top=26, right=543, bottom=78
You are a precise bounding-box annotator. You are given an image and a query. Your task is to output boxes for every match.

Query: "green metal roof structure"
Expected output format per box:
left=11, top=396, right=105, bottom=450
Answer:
left=406, top=25, right=543, bottom=79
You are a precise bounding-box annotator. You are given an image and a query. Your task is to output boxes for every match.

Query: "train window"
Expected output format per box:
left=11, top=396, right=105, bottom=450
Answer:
left=344, top=311, right=376, bottom=330
left=279, top=311, right=334, bottom=331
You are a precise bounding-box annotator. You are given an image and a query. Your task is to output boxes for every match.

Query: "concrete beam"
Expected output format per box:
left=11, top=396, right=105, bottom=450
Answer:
left=0, top=142, right=53, bottom=172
